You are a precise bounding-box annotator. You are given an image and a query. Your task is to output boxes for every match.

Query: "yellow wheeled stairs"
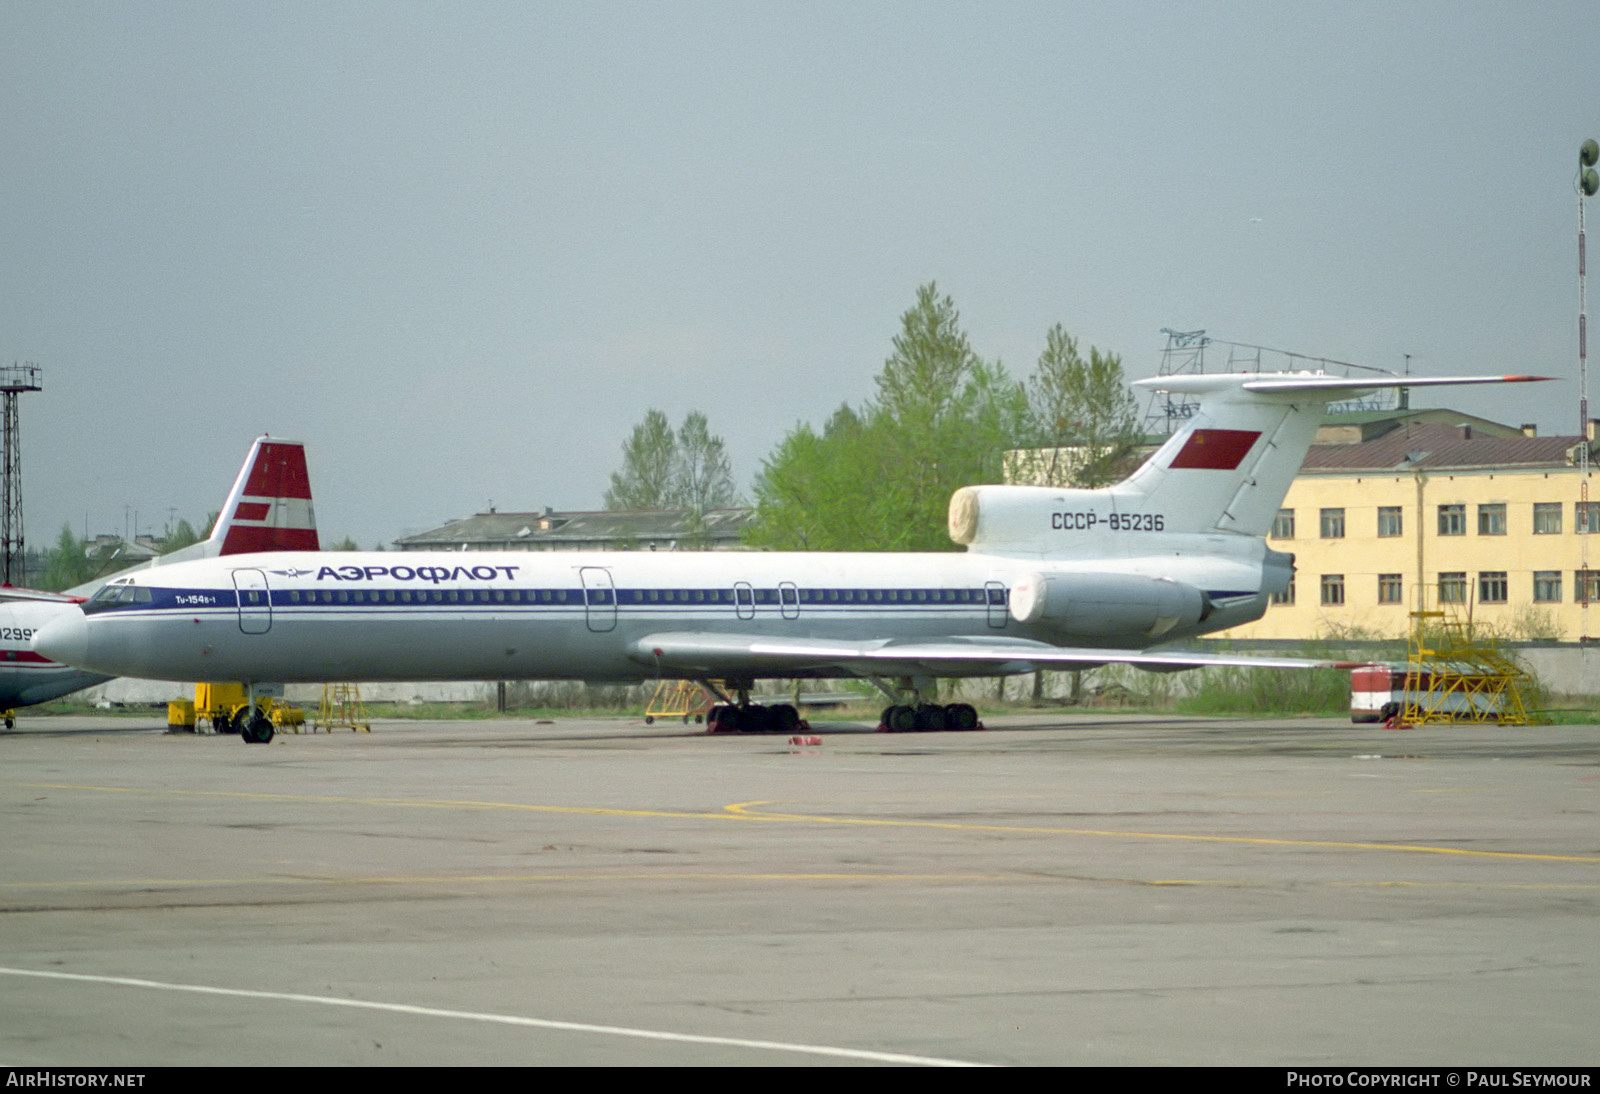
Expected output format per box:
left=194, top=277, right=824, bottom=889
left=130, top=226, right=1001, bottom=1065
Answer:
left=644, top=679, right=714, bottom=725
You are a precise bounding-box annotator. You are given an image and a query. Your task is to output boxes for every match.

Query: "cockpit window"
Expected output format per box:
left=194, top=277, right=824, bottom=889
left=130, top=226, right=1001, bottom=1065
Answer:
left=82, top=583, right=153, bottom=614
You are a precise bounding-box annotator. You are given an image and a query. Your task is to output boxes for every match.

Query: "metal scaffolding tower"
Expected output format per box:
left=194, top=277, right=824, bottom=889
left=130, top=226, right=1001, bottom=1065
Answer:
left=0, top=363, right=41, bottom=586
left=1139, top=329, right=1398, bottom=439
left=1139, top=328, right=1210, bottom=437
left=1399, top=585, right=1543, bottom=726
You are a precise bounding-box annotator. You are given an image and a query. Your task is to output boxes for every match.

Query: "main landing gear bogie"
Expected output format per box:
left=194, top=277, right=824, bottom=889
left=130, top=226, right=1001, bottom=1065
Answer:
left=878, top=702, right=980, bottom=733
left=705, top=702, right=803, bottom=734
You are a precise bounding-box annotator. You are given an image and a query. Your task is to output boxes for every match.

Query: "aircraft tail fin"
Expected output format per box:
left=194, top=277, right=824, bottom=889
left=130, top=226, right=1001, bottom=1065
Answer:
left=1123, top=372, right=1548, bottom=536
left=207, top=436, right=320, bottom=555
left=951, top=372, right=1548, bottom=552
left=63, top=437, right=319, bottom=597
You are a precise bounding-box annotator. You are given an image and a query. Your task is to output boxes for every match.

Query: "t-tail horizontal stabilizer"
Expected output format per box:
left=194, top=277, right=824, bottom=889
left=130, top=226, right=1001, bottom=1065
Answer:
left=950, top=371, right=1550, bottom=553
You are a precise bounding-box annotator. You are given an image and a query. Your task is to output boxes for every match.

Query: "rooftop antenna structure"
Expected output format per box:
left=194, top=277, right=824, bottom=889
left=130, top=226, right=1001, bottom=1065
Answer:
left=1140, top=328, right=1210, bottom=436
left=1140, top=329, right=1396, bottom=437
left=1576, top=139, right=1597, bottom=638
left=0, top=362, right=41, bottom=585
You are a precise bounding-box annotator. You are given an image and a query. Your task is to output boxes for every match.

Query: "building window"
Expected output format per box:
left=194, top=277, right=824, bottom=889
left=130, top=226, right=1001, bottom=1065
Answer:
left=1378, top=574, right=1403, bottom=604
left=1579, top=502, right=1600, bottom=535
left=1478, top=571, right=1508, bottom=604
left=1271, top=509, right=1295, bottom=539
left=1477, top=504, right=1507, bottom=536
left=1377, top=507, right=1403, bottom=538
left=1534, top=571, right=1563, bottom=603
left=1534, top=503, right=1562, bottom=535
left=1579, top=570, right=1600, bottom=604
left=1320, top=574, right=1345, bottom=606
left=1270, top=576, right=1295, bottom=606
left=1320, top=508, right=1345, bottom=539
left=1438, top=572, right=1467, bottom=604
left=1437, top=505, right=1466, bottom=536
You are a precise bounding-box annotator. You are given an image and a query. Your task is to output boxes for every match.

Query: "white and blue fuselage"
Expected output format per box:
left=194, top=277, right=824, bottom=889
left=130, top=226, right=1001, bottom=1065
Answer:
left=43, top=540, right=1276, bottom=686
left=35, top=373, right=1544, bottom=691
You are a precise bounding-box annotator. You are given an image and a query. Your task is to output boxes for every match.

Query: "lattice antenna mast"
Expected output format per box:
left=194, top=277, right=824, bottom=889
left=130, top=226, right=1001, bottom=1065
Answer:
left=1140, top=328, right=1209, bottom=437
left=1576, top=140, right=1597, bottom=638
left=0, top=362, right=42, bottom=586
left=1140, top=329, right=1398, bottom=438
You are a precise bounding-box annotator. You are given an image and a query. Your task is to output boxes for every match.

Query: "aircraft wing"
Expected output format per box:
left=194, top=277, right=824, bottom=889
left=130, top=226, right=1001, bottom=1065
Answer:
left=630, top=632, right=1356, bottom=677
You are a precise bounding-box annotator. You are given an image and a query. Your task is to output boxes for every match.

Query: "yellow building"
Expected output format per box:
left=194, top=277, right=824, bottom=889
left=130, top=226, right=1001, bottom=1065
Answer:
left=1220, top=412, right=1600, bottom=641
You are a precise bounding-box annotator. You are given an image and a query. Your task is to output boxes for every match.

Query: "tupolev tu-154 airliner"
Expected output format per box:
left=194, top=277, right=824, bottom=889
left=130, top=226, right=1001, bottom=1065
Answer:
left=34, top=371, right=1546, bottom=742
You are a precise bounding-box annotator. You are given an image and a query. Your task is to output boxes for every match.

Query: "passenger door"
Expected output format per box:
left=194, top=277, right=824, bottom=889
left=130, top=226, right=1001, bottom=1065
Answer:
left=580, top=567, right=617, bottom=633
left=233, top=568, right=272, bottom=635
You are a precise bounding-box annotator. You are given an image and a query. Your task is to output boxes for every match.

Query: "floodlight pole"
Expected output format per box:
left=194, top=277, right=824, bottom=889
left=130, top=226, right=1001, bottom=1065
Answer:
left=0, top=363, right=41, bottom=587
left=1578, top=141, right=1598, bottom=639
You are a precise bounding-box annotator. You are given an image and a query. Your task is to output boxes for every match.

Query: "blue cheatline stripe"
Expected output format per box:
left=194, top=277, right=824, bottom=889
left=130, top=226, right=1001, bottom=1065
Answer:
left=100, top=585, right=1023, bottom=614
left=97, top=585, right=1263, bottom=614
left=95, top=585, right=1265, bottom=617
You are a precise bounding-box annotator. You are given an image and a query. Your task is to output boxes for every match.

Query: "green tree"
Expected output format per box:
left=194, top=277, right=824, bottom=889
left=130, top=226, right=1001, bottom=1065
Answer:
left=672, top=410, right=736, bottom=516
left=748, top=283, right=1025, bottom=552
left=875, top=282, right=979, bottom=431
left=1021, top=324, right=1142, bottom=488
left=39, top=524, right=96, bottom=592
left=604, top=409, right=678, bottom=511
left=604, top=409, right=737, bottom=515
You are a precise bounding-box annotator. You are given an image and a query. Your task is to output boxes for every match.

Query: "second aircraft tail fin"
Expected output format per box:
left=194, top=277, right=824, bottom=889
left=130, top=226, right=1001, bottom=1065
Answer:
left=207, top=436, right=320, bottom=555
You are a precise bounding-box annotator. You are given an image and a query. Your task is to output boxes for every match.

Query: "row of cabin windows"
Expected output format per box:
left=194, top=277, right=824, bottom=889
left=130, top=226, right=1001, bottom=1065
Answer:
left=1273, top=502, right=1600, bottom=540
left=280, top=587, right=1002, bottom=607
left=1271, top=570, right=1600, bottom=607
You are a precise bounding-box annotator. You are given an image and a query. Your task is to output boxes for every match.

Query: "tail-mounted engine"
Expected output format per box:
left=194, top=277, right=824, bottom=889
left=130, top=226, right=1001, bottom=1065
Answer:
left=1008, top=571, right=1209, bottom=640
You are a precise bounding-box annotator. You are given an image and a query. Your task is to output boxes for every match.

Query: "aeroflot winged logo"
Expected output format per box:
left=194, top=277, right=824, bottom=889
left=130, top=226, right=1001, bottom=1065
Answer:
left=1167, top=429, right=1261, bottom=471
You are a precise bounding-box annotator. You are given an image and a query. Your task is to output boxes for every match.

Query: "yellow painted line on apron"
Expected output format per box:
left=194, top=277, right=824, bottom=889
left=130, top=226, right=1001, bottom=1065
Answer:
left=18, top=782, right=1600, bottom=865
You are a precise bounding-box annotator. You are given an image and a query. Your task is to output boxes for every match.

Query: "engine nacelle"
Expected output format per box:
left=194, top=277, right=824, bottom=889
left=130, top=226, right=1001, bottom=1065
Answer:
left=1008, top=571, right=1209, bottom=640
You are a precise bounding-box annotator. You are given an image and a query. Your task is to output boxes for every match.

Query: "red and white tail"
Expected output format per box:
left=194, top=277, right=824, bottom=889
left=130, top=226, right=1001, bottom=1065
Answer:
left=59, top=436, right=320, bottom=597
left=950, top=372, right=1549, bottom=555
left=1122, top=372, right=1550, bottom=536
left=209, top=437, right=320, bottom=555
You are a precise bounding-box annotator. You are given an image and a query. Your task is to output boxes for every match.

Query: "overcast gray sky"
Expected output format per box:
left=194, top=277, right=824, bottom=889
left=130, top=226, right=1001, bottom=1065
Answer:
left=4, top=1, right=1598, bottom=550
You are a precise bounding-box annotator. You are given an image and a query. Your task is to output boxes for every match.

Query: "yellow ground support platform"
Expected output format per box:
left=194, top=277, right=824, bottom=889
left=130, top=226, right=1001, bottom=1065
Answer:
left=183, top=685, right=306, bottom=733
left=1400, top=597, right=1544, bottom=726
left=312, top=683, right=371, bottom=732
left=644, top=679, right=714, bottom=725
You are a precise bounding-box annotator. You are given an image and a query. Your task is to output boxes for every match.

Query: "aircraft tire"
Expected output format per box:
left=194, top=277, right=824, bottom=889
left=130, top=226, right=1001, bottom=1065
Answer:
left=772, top=704, right=800, bottom=733
left=944, top=703, right=979, bottom=732
left=885, top=705, right=917, bottom=733
left=241, top=712, right=275, bottom=745
left=915, top=704, right=946, bottom=732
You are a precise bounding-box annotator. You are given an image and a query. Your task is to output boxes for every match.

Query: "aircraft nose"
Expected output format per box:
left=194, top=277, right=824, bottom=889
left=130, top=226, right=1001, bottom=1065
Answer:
left=34, top=611, right=89, bottom=668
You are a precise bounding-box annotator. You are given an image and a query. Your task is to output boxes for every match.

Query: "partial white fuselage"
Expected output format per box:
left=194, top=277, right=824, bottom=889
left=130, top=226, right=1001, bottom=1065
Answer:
left=0, top=598, right=107, bottom=707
